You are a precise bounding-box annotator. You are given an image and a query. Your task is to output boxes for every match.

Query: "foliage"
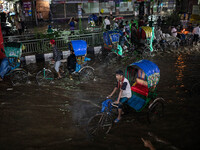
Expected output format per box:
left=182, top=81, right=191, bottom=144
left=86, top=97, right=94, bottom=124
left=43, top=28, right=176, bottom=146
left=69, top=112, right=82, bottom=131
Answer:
left=34, top=31, right=62, bottom=40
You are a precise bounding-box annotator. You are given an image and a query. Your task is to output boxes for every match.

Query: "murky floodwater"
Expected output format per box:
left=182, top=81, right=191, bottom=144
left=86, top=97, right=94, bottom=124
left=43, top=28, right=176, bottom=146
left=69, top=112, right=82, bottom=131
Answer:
left=0, top=46, right=200, bottom=150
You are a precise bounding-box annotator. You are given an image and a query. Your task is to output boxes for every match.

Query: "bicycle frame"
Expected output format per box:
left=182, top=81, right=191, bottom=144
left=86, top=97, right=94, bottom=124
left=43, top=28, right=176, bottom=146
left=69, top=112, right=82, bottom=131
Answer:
left=43, top=68, right=53, bottom=80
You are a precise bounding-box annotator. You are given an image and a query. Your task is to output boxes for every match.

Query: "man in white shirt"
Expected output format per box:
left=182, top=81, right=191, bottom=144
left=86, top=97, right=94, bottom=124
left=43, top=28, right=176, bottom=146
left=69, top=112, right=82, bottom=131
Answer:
left=171, top=26, right=177, bottom=37
left=108, top=70, right=132, bottom=123
left=192, top=24, right=200, bottom=45
left=104, top=16, right=111, bottom=30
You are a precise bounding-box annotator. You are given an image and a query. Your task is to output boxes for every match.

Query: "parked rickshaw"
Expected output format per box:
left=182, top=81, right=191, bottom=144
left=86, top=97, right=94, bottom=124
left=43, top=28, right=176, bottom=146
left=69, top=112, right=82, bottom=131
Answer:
left=97, top=30, right=132, bottom=64
left=137, top=26, right=155, bottom=57
left=3, top=42, right=28, bottom=85
left=88, top=14, right=98, bottom=28
left=87, top=60, right=164, bottom=138
left=36, top=40, right=95, bottom=85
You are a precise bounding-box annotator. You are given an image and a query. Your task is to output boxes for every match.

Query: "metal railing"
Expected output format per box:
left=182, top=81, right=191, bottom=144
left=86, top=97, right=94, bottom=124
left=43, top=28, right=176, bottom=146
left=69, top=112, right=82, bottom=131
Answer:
left=4, top=32, right=103, bottom=55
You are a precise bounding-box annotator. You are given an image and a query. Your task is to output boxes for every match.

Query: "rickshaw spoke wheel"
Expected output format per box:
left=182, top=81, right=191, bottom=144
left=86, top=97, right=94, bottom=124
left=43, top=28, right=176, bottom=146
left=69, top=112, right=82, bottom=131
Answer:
left=148, top=101, right=164, bottom=123
left=10, top=70, right=28, bottom=86
left=87, top=113, right=113, bottom=138
left=36, top=69, right=54, bottom=85
left=79, top=67, right=95, bottom=82
left=105, top=52, right=118, bottom=65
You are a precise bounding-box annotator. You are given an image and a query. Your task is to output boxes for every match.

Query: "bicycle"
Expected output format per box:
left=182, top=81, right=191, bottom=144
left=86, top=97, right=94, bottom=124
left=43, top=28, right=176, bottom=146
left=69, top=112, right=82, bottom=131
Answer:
left=36, top=59, right=67, bottom=85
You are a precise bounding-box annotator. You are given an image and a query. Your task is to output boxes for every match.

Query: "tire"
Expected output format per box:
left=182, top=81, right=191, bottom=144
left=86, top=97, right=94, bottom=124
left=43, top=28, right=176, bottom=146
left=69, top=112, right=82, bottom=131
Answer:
left=148, top=99, right=164, bottom=123
left=79, top=67, right=95, bottom=82
left=105, top=52, right=118, bottom=65
left=36, top=69, right=54, bottom=85
left=87, top=113, right=113, bottom=138
left=142, top=46, right=153, bottom=58
left=10, top=70, right=28, bottom=86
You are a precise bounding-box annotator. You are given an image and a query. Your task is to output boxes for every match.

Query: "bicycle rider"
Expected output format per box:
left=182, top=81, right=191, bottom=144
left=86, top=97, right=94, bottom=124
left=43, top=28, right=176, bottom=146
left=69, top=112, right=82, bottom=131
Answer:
left=50, top=39, right=62, bottom=79
left=107, top=70, right=132, bottom=123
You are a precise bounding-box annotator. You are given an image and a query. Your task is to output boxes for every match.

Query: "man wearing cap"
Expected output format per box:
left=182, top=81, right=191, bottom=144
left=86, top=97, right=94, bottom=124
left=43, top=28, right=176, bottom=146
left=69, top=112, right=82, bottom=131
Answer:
left=50, top=39, right=62, bottom=79
left=108, top=70, right=132, bottom=123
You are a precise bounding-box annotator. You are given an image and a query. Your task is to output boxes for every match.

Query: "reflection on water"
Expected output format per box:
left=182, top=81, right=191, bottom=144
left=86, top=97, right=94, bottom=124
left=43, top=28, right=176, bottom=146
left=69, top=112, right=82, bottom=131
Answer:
left=174, top=54, right=186, bottom=88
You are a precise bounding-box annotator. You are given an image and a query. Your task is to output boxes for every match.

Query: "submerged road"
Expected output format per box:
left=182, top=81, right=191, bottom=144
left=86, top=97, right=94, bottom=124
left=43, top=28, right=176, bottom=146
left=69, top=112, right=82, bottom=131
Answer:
left=0, top=47, right=200, bottom=150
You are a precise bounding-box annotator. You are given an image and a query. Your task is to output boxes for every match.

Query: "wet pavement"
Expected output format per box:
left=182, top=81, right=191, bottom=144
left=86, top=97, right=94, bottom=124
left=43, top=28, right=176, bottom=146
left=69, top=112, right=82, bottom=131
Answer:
left=0, top=45, right=200, bottom=150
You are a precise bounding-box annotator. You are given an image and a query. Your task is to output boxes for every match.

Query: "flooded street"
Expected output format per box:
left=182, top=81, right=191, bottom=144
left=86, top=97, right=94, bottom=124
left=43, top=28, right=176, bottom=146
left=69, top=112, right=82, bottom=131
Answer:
left=0, top=48, right=200, bottom=150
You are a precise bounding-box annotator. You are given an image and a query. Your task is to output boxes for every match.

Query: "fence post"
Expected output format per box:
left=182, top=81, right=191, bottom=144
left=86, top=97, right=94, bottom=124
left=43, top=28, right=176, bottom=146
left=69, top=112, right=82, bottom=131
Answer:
left=92, top=33, right=95, bottom=46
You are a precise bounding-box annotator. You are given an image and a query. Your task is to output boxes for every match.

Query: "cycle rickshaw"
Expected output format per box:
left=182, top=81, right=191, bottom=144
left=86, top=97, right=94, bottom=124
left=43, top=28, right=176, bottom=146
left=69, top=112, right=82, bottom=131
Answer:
left=137, top=26, right=155, bottom=57
left=36, top=40, right=95, bottom=85
left=3, top=42, right=28, bottom=85
left=97, top=30, right=133, bottom=64
left=87, top=60, right=164, bottom=137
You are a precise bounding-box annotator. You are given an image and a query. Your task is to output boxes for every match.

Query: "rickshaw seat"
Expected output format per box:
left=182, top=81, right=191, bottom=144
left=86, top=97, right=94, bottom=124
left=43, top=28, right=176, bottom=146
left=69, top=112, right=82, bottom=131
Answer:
left=131, top=78, right=149, bottom=96
left=131, top=84, right=149, bottom=97
left=127, top=94, right=146, bottom=111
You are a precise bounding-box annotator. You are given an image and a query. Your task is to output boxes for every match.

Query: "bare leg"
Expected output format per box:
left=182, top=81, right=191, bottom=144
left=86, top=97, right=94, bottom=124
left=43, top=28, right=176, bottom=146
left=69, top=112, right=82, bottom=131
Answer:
left=117, top=108, right=122, bottom=120
left=57, top=72, right=62, bottom=78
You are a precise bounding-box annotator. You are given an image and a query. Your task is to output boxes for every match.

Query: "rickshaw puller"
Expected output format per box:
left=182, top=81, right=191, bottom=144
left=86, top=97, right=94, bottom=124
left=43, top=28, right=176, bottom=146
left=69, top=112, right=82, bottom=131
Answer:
left=50, top=39, right=62, bottom=79
left=108, top=70, right=132, bottom=123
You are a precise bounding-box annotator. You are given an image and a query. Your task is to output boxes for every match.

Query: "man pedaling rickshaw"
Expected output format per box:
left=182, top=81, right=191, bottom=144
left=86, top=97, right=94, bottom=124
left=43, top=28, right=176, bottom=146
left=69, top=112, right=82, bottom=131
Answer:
left=107, top=70, right=132, bottom=123
left=107, top=68, right=147, bottom=123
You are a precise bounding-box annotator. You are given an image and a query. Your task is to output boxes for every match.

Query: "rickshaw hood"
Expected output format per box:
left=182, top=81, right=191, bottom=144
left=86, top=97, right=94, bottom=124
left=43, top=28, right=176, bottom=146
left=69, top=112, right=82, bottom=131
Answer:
left=131, top=60, right=160, bottom=76
left=71, top=40, right=87, bottom=56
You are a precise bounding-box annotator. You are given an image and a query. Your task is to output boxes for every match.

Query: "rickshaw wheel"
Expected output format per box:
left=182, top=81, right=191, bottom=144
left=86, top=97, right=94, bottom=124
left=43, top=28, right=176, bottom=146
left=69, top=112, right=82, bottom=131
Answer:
left=142, top=47, right=154, bottom=58
left=148, top=99, right=164, bottom=123
left=36, top=69, right=54, bottom=85
left=10, top=70, right=28, bottom=86
left=87, top=113, right=113, bottom=138
left=79, top=67, right=95, bottom=82
left=105, top=52, right=118, bottom=65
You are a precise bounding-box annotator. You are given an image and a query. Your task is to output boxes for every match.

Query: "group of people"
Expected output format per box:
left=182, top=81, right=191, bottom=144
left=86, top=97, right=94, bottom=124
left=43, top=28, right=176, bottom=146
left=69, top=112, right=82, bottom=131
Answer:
left=170, top=23, right=200, bottom=44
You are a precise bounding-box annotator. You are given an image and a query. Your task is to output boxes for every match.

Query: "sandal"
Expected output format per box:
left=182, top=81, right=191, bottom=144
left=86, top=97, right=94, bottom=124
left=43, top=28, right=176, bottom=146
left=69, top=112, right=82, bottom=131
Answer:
left=114, top=118, right=121, bottom=123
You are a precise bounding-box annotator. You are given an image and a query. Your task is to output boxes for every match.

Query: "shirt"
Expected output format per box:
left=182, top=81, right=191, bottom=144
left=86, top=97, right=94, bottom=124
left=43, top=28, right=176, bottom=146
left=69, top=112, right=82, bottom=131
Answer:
left=171, top=28, right=177, bottom=37
left=116, top=78, right=132, bottom=98
left=104, top=19, right=111, bottom=29
left=104, top=19, right=110, bottom=25
left=53, top=46, right=61, bottom=62
left=192, top=26, right=200, bottom=35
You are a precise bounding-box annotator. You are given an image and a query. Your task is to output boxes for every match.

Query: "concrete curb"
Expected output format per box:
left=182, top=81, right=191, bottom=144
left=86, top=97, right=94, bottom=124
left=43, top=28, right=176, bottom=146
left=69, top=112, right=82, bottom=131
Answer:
left=21, top=46, right=102, bottom=65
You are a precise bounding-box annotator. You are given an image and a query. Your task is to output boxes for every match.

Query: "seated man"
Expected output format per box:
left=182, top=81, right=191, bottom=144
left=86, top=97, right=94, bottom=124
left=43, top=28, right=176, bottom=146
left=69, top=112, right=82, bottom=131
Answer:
left=108, top=70, right=132, bottom=123
left=67, top=49, right=76, bottom=80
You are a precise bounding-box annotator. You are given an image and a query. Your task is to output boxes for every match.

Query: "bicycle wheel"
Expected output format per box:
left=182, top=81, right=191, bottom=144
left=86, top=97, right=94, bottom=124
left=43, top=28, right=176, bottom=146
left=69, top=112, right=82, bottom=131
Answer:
left=87, top=113, right=113, bottom=138
left=10, top=70, right=28, bottom=86
left=79, top=67, right=95, bottom=82
left=36, top=69, right=54, bottom=85
left=148, top=99, right=164, bottom=123
left=142, top=46, right=153, bottom=58
left=105, top=52, right=119, bottom=65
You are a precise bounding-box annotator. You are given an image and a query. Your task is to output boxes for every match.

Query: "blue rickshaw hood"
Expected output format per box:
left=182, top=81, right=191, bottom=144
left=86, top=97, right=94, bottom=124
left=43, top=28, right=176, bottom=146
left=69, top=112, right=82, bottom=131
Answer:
left=71, top=40, right=87, bottom=56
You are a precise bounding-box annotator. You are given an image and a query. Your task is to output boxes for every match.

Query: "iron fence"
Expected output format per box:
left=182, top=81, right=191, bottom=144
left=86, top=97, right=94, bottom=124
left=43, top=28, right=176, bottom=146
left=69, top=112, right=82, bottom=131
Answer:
left=4, top=32, right=103, bottom=55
